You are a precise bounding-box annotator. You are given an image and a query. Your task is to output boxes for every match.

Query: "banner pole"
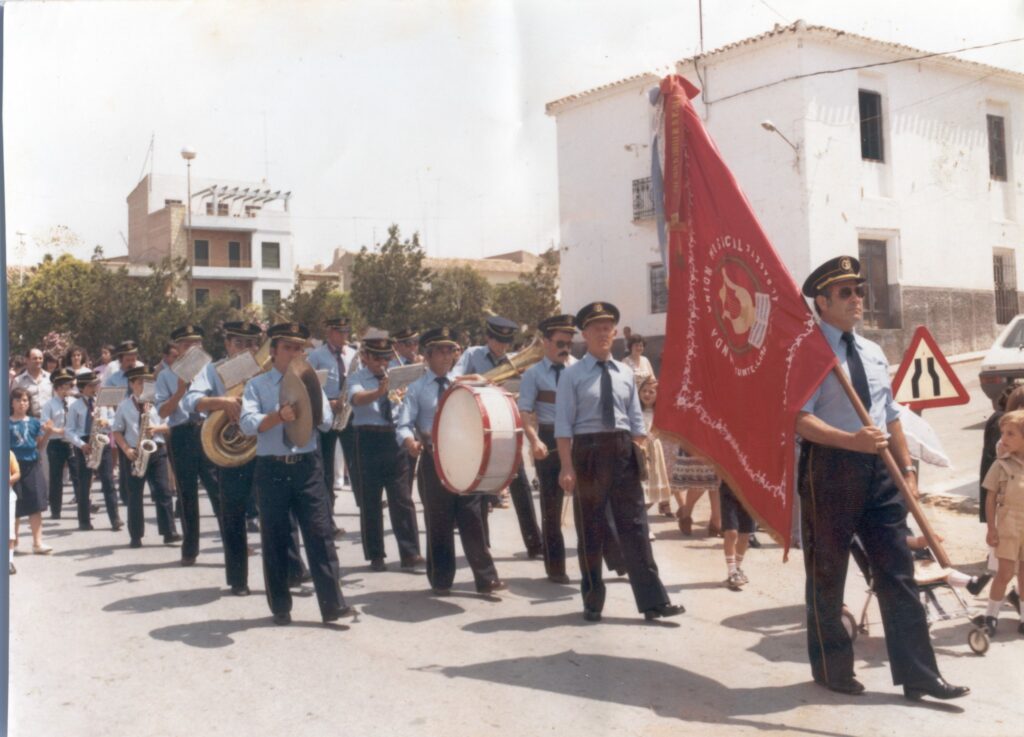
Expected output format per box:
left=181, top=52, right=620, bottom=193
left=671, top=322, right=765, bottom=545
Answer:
left=831, top=365, right=952, bottom=568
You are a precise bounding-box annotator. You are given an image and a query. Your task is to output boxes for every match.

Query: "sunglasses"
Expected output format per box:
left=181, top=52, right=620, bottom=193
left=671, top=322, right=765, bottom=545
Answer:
left=398, top=339, right=417, bottom=346
left=835, top=285, right=867, bottom=300
left=553, top=340, right=573, bottom=349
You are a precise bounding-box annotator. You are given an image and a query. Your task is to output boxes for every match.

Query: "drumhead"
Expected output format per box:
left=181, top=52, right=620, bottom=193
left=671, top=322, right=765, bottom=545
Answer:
left=435, top=386, right=485, bottom=492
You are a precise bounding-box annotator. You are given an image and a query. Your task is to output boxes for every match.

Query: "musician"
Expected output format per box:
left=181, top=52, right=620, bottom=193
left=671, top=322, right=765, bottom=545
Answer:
left=102, top=340, right=141, bottom=394
left=66, top=371, right=122, bottom=531
left=518, top=315, right=579, bottom=583
left=389, top=328, right=421, bottom=367
left=348, top=332, right=424, bottom=571
left=185, top=321, right=311, bottom=596
left=307, top=316, right=359, bottom=531
left=396, top=326, right=505, bottom=596
left=240, top=321, right=353, bottom=626
left=457, top=315, right=543, bottom=558
left=40, top=368, right=79, bottom=521
left=555, top=301, right=683, bottom=622
left=797, top=256, right=968, bottom=700
left=111, top=365, right=179, bottom=548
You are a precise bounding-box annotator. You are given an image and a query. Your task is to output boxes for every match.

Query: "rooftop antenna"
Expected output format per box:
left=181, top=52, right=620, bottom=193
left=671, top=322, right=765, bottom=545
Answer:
left=698, top=0, right=704, bottom=53
left=137, top=133, right=155, bottom=182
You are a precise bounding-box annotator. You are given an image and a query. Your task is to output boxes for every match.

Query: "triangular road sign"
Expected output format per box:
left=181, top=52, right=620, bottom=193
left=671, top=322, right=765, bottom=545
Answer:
left=892, top=326, right=970, bottom=410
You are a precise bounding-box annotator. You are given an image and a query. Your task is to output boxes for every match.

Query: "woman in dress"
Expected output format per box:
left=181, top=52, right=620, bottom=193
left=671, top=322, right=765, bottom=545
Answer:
left=663, top=441, right=722, bottom=537
left=622, top=334, right=654, bottom=384
left=9, top=388, right=55, bottom=554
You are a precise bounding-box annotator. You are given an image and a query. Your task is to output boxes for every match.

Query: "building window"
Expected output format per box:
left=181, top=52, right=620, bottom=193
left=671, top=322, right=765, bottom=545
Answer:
left=245, top=205, right=261, bottom=217
left=262, top=242, right=281, bottom=269
left=262, top=289, right=281, bottom=317
left=228, top=290, right=242, bottom=309
left=218, top=202, right=229, bottom=216
left=632, top=177, right=655, bottom=221
left=994, top=249, right=1018, bottom=325
left=859, top=90, right=884, bottom=162
left=858, top=239, right=891, bottom=327
left=988, top=114, right=1008, bottom=182
left=229, top=241, right=242, bottom=267
left=195, top=288, right=210, bottom=306
left=194, top=240, right=210, bottom=266
left=649, top=262, right=668, bottom=314
left=205, top=202, right=214, bottom=215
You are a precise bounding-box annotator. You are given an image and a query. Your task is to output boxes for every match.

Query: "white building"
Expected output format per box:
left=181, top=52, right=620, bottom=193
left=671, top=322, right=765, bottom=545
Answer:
left=126, top=173, right=296, bottom=313
left=547, top=21, right=1024, bottom=362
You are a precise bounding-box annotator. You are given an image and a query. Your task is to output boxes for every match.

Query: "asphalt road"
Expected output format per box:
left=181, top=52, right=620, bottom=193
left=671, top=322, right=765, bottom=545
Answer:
left=6, top=462, right=1022, bottom=737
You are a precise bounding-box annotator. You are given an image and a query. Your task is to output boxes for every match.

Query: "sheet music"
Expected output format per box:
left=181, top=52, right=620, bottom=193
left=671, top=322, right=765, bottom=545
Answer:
left=216, top=352, right=261, bottom=390
left=387, top=363, right=426, bottom=393
left=315, top=369, right=329, bottom=388
left=140, top=380, right=157, bottom=404
left=96, top=387, right=126, bottom=408
left=172, top=345, right=212, bottom=384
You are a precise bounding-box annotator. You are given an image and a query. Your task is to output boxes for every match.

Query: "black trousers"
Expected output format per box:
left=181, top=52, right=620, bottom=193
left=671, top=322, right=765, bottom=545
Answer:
left=122, top=446, right=176, bottom=541
left=255, top=454, right=345, bottom=618
left=798, top=442, right=941, bottom=687
left=418, top=450, right=498, bottom=590
left=168, top=423, right=223, bottom=560
left=220, top=460, right=307, bottom=588
left=536, top=426, right=567, bottom=576
left=572, top=431, right=669, bottom=613
left=47, top=441, right=79, bottom=519
left=73, top=440, right=120, bottom=527
left=353, top=428, right=421, bottom=562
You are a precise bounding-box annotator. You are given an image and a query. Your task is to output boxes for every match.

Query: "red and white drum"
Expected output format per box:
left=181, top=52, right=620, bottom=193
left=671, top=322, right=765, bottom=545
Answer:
left=432, top=383, right=523, bottom=494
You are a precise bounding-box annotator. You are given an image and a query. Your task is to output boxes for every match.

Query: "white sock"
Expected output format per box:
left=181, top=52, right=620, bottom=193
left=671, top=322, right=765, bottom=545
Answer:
left=946, top=570, right=971, bottom=587
left=987, top=598, right=1003, bottom=618
left=736, top=553, right=745, bottom=570
left=726, top=555, right=737, bottom=575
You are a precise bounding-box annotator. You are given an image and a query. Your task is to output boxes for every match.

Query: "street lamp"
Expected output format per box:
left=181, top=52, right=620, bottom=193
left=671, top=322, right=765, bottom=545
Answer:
left=760, top=120, right=800, bottom=154
left=181, top=147, right=196, bottom=310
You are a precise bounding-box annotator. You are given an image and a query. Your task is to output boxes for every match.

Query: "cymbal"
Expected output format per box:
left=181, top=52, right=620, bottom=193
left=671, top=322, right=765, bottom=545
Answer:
left=280, top=356, right=319, bottom=448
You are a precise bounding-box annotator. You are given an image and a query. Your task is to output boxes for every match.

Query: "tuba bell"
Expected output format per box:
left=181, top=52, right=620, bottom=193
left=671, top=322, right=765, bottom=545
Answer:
left=480, top=335, right=545, bottom=385
left=201, top=339, right=273, bottom=468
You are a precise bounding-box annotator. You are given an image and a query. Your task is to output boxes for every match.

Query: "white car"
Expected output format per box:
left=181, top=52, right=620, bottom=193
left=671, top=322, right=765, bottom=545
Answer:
left=979, top=314, right=1024, bottom=407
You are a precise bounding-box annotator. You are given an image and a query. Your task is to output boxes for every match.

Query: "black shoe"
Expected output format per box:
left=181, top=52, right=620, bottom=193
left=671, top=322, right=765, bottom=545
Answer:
left=526, top=547, right=543, bottom=560
left=477, top=580, right=508, bottom=594
left=614, top=568, right=627, bottom=576
left=984, top=616, right=998, bottom=636
left=129, top=538, right=143, bottom=549
left=231, top=585, right=251, bottom=597
left=370, top=558, right=386, bottom=572
left=1008, top=588, right=1021, bottom=613
left=815, top=677, right=865, bottom=696
left=112, top=520, right=124, bottom=532
left=272, top=612, right=291, bottom=626
left=643, top=603, right=685, bottom=621
left=903, top=678, right=970, bottom=701
left=246, top=519, right=259, bottom=533
left=582, top=608, right=602, bottom=622
left=90, top=503, right=100, bottom=514
left=966, top=573, right=993, bottom=597
left=748, top=534, right=762, bottom=549
left=548, top=573, right=571, bottom=584
left=163, top=533, right=182, bottom=545
left=401, top=555, right=426, bottom=569
left=431, top=587, right=451, bottom=597
left=322, top=605, right=356, bottom=623
left=181, top=556, right=197, bottom=567
left=78, top=523, right=95, bottom=531
left=287, top=572, right=313, bottom=588
left=332, top=527, right=346, bottom=540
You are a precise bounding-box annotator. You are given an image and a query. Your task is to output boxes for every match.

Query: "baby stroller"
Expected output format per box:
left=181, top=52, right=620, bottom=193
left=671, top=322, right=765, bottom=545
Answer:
left=843, top=535, right=992, bottom=655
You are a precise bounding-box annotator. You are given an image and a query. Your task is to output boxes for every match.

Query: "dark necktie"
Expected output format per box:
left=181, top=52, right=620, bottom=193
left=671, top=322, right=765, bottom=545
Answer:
left=596, top=360, right=615, bottom=429
left=435, top=376, right=449, bottom=400
left=841, top=332, right=872, bottom=411
left=376, top=376, right=393, bottom=424
left=333, top=347, right=346, bottom=382
left=552, top=364, right=564, bottom=385
left=84, top=398, right=94, bottom=436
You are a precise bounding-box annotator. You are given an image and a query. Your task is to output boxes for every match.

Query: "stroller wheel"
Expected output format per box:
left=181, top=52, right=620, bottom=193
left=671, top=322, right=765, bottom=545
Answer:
left=841, top=607, right=858, bottom=642
left=968, top=627, right=990, bottom=655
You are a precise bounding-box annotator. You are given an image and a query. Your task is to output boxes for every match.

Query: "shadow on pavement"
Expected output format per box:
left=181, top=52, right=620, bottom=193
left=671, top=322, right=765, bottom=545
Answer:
left=461, top=611, right=681, bottom=634
left=345, top=590, right=466, bottom=622
left=149, top=617, right=347, bottom=648
left=77, top=560, right=219, bottom=586
left=423, top=650, right=944, bottom=733
left=104, top=586, right=225, bottom=614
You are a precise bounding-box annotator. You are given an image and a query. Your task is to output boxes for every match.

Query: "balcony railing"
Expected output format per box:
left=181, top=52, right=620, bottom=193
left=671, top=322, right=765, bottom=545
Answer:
left=632, top=177, right=655, bottom=221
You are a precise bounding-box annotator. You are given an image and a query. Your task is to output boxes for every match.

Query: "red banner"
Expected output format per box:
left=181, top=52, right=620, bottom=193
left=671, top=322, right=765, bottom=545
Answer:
left=653, top=75, right=837, bottom=550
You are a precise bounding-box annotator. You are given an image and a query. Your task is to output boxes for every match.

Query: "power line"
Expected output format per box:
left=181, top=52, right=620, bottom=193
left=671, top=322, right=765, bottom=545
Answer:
left=704, top=36, right=1024, bottom=105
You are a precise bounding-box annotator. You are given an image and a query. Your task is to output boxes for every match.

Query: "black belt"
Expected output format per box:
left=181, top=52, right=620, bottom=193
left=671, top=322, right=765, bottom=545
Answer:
left=538, top=424, right=555, bottom=433
left=264, top=453, right=311, bottom=465
left=355, top=425, right=396, bottom=434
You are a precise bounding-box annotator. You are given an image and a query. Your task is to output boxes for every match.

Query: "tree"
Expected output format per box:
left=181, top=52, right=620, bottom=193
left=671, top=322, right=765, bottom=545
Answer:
left=421, top=266, right=492, bottom=343
left=349, top=225, right=431, bottom=332
left=490, top=248, right=561, bottom=339
left=280, top=282, right=362, bottom=340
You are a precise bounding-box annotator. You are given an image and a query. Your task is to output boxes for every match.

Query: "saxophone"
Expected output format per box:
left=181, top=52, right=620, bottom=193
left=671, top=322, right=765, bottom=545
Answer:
left=131, top=401, right=158, bottom=478
left=85, top=403, right=110, bottom=470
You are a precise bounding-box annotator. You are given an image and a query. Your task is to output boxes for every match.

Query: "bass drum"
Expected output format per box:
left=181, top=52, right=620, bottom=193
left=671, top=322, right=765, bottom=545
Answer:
left=432, top=383, right=523, bottom=494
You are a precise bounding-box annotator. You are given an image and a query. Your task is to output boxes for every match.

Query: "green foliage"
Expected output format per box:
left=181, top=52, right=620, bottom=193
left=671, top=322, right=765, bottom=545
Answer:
left=280, top=282, right=361, bottom=339
left=349, top=225, right=430, bottom=332
left=490, top=248, right=561, bottom=339
left=420, top=266, right=492, bottom=343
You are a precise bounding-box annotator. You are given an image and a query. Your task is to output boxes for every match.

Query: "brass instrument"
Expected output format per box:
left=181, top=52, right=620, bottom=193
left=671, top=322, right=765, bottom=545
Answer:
left=201, top=339, right=273, bottom=468
left=131, top=401, right=157, bottom=478
left=84, top=403, right=109, bottom=470
left=480, top=335, right=545, bottom=385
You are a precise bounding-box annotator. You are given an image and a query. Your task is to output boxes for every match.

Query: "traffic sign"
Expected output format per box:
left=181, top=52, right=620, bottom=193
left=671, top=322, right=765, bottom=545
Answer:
left=891, top=326, right=970, bottom=410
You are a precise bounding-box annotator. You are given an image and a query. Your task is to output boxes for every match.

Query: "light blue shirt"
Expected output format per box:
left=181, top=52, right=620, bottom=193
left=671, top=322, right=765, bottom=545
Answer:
left=800, top=320, right=900, bottom=434
left=65, top=395, right=114, bottom=449
left=102, top=367, right=130, bottom=395
left=155, top=362, right=198, bottom=428
left=388, top=355, right=415, bottom=369
left=306, top=342, right=358, bottom=400
left=112, top=396, right=166, bottom=447
left=518, top=356, right=576, bottom=426
left=347, top=366, right=394, bottom=428
left=395, top=369, right=454, bottom=445
left=455, top=345, right=503, bottom=376
left=554, top=353, right=645, bottom=438
left=240, top=367, right=334, bottom=456
left=41, top=396, right=74, bottom=444
left=182, top=360, right=227, bottom=418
